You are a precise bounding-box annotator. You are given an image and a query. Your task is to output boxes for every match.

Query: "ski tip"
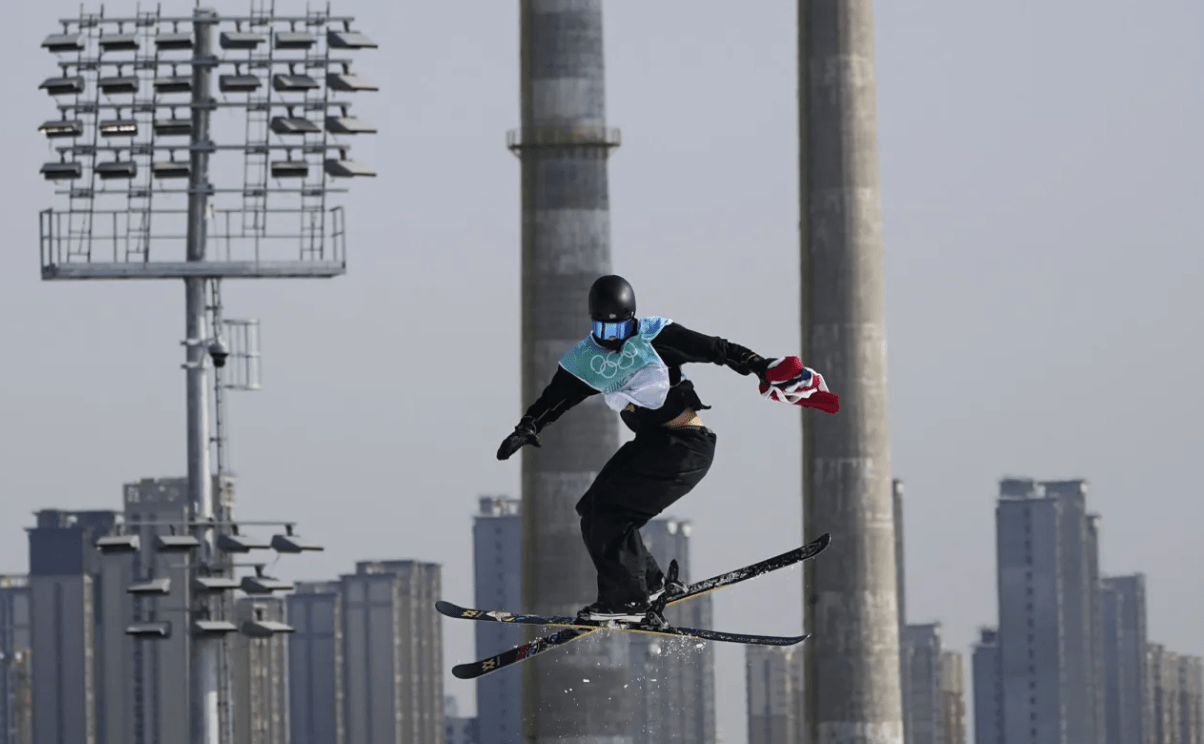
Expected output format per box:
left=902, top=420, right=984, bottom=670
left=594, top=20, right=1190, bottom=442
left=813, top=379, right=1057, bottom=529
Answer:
left=434, top=600, right=461, bottom=615
left=815, top=532, right=831, bottom=549
left=451, top=663, right=480, bottom=680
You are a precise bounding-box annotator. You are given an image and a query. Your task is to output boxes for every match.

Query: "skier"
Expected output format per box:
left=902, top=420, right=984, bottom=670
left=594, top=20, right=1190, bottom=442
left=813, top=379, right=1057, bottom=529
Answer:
left=495, top=275, right=838, bottom=626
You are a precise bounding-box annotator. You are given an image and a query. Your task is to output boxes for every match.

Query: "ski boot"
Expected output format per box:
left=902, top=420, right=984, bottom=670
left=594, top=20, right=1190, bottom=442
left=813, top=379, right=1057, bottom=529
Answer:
left=576, top=598, right=652, bottom=625
left=647, top=559, right=686, bottom=615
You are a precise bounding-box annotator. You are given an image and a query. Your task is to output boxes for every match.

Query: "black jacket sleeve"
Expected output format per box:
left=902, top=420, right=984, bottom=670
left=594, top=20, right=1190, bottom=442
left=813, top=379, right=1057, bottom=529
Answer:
left=517, top=366, right=599, bottom=434
left=650, top=322, right=768, bottom=377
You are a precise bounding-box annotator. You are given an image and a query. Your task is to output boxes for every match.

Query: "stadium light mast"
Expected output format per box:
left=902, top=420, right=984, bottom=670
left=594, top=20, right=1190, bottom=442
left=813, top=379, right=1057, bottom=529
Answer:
left=37, top=3, right=376, bottom=743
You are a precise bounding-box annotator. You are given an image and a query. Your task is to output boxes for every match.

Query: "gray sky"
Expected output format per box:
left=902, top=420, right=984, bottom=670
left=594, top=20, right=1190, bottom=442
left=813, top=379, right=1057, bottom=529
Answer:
left=2, top=1, right=1201, bottom=741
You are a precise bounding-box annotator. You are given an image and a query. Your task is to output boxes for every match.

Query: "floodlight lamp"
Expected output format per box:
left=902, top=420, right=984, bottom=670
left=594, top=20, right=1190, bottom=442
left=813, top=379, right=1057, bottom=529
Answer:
left=39, top=119, right=84, bottom=139
left=96, top=161, right=137, bottom=180
left=219, top=31, right=264, bottom=50
left=152, top=161, right=190, bottom=179
left=193, top=620, right=238, bottom=635
left=99, top=33, right=139, bottom=52
left=155, top=32, right=193, bottom=51
left=240, top=574, right=294, bottom=594
left=155, top=533, right=200, bottom=552
left=274, top=31, right=315, bottom=50
left=127, top=577, right=171, bottom=595
left=270, top=531, right=323, bottom=553
left=193, top=576, right=240, bottom=592
left=240, top=619, right=294, bottom=638
left=153, top=118, right=192, bottom=137
left=270, top=160, right=309, bottom=179
left=95, top=533, right=140, bottom=552
left=270, top=116, right=320, bottom=135
left=154, top=76, right=192, bottom=94
left=126, top=621, right=171, bottom=638
left=219, top=74, right=260, bottom=93
left=99, top=119, right=138, bottom=137
left=327, top=72, right=378, bottom=92
left=325, top=116, right=376, bottom=135
left=327, top=29, right=377, bottom=49
left=273, top=74, right=318, bottom=92
left=40, top=76, right=85, bottom=96
left=40, top=161, right=83, bottom=181
left=324, top=158, right=375, bottom=178
left=42, top=33, right=85, bottom=53
left=98, top=76, right=139, bottom=95
left=216, top=530, right=269, bottom=553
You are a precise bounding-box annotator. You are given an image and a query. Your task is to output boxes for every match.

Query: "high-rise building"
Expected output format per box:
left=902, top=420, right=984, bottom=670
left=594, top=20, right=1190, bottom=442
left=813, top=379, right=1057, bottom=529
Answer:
left=26, top=508, right=121, bottom=744
left=938, top=650, right=967, bottom=744
left=444, top=696, right=479, bottom=744
left=627, top=518, right=715, bottom=744
left=972, top=627, right=1003, bottom=744
left=1150, top=644, right=1182, bottom=744
left=232, top=597, right=289, bottom=744
left=996, top=478, right=1064, bottom=744
left=1150, top=646, right=1204, bottom=744
left=472, top=496, right=523, bottom=744
left=341, top=560, right=443, bottom=744
left=0, top=576, right=32, bottom=744
left=287, top=581, right=344, bottom=744
left=994, top=477, right=1102, bottom=744
left=1101, top=574, right=1151, bottom=744
left=893, top=479, right=905, bottom=629
left=894, top=478, right=909, bottom=744
left=26, top=484, right=230, bottom=744
left=745, top=646, right=802, bottom=744
left=1042, top=480, right=1103, bottom=744
left=901, top=623, right=941, bottom=744
left=1089, top=514, right=1106, bottom=742
left=122, top=477, right=194, bottom=744
left=1179, top=656, right=1203, bottom=744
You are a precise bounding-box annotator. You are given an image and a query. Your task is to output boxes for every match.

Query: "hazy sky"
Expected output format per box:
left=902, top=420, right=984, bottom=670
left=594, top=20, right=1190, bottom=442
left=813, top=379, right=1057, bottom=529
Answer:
left=2, top=1, right=1201, bottom=742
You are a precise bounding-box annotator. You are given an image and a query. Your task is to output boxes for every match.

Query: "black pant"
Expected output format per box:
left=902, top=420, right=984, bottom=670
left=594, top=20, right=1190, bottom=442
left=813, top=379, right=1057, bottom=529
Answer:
left=575, top=425, right=717, bottom=606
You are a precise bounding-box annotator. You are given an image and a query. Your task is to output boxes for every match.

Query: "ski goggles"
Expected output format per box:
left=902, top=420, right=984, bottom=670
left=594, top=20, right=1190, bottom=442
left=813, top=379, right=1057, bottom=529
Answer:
left=592, top=318, right=634, bottom=341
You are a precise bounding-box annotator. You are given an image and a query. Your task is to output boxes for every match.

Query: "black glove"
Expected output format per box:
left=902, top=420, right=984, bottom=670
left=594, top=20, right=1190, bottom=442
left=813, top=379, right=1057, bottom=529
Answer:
left=747, top=354, right=773, bottom=383
left=496, top=420, right=541, bottom=461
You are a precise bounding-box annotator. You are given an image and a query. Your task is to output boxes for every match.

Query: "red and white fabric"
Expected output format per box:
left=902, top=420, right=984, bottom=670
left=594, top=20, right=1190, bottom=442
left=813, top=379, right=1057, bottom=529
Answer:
left=757, top=356, right=840, bottom=414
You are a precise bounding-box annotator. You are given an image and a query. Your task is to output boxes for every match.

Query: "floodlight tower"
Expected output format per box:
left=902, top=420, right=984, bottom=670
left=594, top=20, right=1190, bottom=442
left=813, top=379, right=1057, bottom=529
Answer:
left=36, top=3, right=376, bottom=743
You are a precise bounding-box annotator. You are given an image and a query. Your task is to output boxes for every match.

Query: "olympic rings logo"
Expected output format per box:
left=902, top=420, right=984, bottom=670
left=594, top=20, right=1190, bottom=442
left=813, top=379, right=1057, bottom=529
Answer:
left=589, top=347, right=638, bottom=379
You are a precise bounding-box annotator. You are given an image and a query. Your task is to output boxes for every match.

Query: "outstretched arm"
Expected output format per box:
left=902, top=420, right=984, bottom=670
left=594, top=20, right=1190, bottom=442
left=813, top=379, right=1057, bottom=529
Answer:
left=518, top=367, right=598, bottom=433
left=650, top=322, right=772, bottom=379
left=497, top=367, right=598, bottom=460
left=653, top=321, right=840, bottom=414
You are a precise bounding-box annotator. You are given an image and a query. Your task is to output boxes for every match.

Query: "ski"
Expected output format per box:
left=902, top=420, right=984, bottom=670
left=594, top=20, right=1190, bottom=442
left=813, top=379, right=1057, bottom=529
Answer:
left=444, top=531, right=830, bottom=679
left=437, top=599, right=808, bottom=644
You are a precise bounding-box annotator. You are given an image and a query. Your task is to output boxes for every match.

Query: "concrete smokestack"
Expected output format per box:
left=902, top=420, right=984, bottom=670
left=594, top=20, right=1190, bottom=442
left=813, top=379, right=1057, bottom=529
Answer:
left=798, top=1, right=904, bottom=742
left=511, top=0, right=625, bottom=740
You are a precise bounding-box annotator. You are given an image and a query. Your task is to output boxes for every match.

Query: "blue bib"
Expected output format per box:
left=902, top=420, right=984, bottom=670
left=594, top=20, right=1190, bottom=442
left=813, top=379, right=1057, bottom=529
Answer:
left=559, top=316, right=674, bottom=412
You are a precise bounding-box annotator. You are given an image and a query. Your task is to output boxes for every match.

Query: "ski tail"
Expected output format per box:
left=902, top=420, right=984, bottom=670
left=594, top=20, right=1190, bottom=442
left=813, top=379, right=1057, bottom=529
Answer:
left=664, top=531, right=831, bottom=608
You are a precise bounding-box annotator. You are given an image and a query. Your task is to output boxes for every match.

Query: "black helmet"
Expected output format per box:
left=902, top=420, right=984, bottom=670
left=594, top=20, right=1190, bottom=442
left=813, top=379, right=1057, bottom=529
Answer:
left=588, top=275, right=636, bottom=321
left=588, top=275, right=637, bottom=349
